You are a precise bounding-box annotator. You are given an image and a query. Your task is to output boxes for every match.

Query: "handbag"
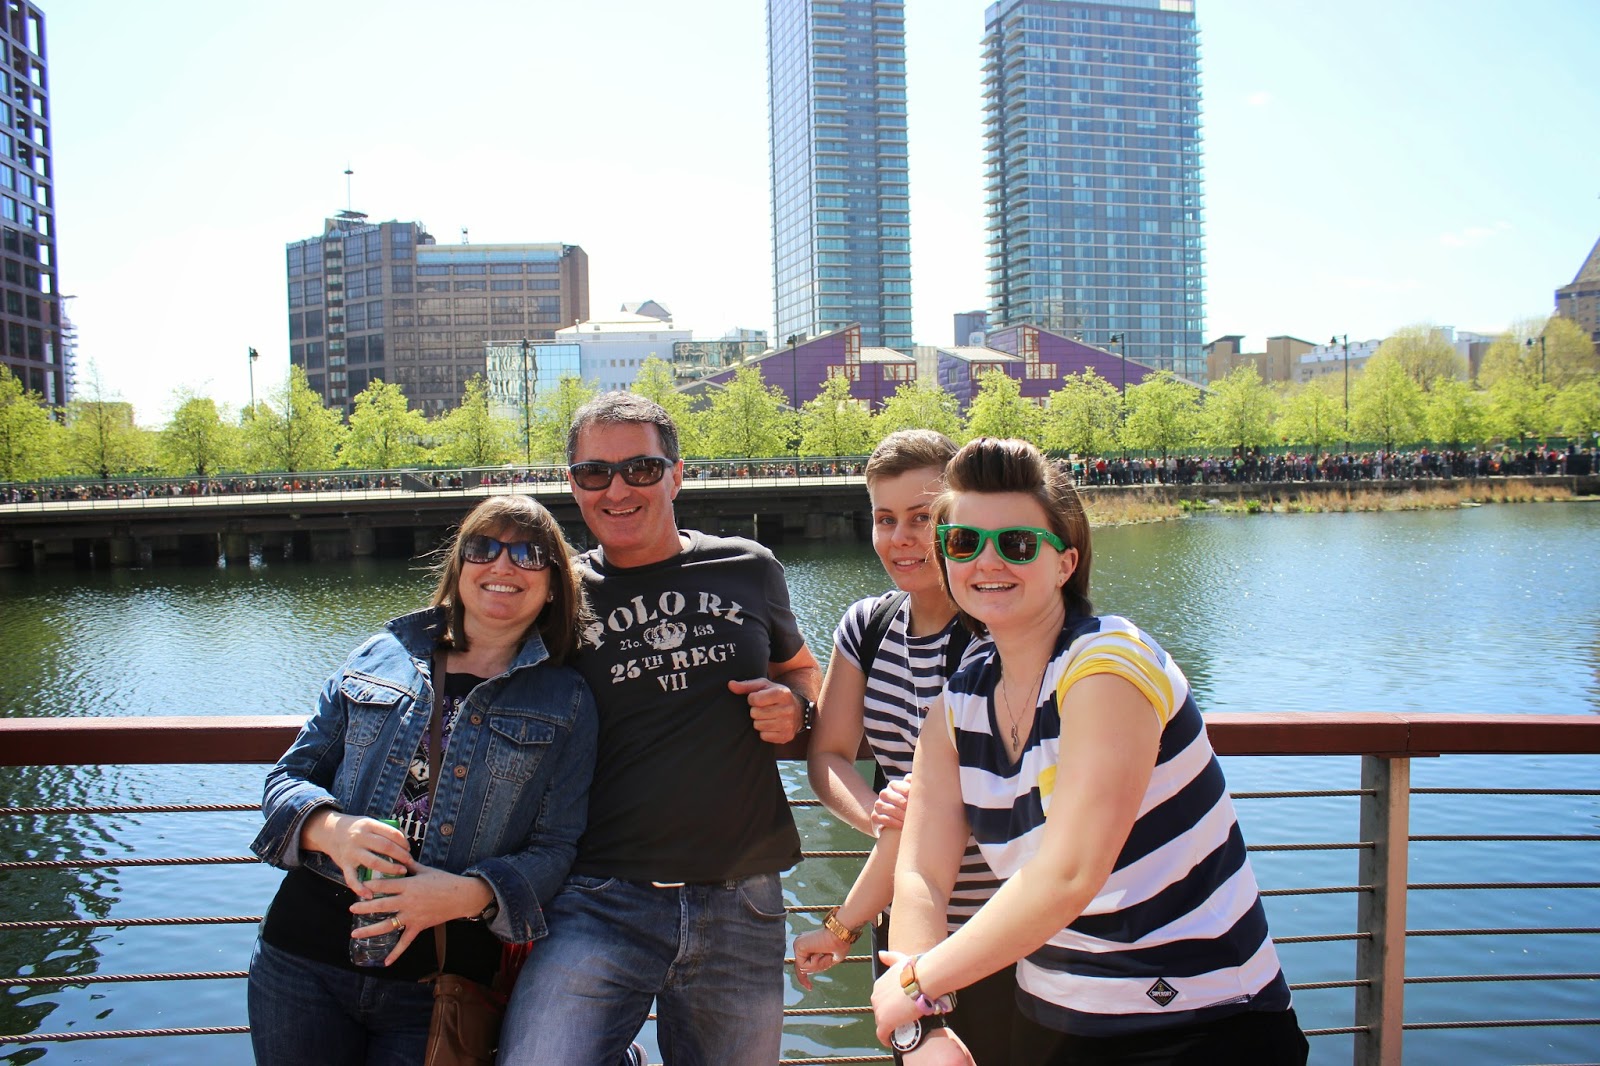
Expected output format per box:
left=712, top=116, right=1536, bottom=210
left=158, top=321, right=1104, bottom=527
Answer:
left=421, top=652, right=506, bottom=1066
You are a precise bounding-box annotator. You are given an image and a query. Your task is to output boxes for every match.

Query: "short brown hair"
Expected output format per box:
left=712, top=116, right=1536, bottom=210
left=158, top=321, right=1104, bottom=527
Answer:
left=430, top=495, right=594, bottom=664
left=932, top=437, right=1093, bottom=635
left=566, top=391, right=680, bottom=464
left=865, top=429, right=957, bottom=487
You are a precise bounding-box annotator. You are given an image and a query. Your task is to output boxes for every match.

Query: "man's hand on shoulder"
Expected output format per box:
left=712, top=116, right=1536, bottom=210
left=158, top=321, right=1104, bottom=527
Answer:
left=729, top=677, right=804, bottom=745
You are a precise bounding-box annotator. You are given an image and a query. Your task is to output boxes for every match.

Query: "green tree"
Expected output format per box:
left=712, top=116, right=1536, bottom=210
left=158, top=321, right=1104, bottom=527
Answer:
left=875, top=381, right=962, bottom=440
left=1120, top=372, right=1201, bottom=460
left=1276, top=378, right=1344, bottom=455
left=797, top=373, right=876, bottom=457
left=431, top=374, right=518, bottom=467
left=530, top=375, right=599, bottom=463
left=700, top=366, right=794, bottom=458
left=1422, top=377, right=1487, bottom=449
left=65, top=365, right=149, bottom=478
left=631, top=357, right=702, bottom=456
left=1043, top=368, right=1120, bottom=456
left=1478, top=326, right=1542, bottom=390
left=1375, top=325, right=1464, bottom=391
left=1200, top=364, right=1277, bottom=455
left=965, top=369, right=1041, bottom=441
left=341, top=379, right=427, bottom=470
left=1484, top=369, right=1551, bottom=445
left=1527, top=315, right=1599, bottom=388
left=0, top=365, right=62, bottom=481
left=1348, top=353, right=1424, bottom=451
left=159, top=389, right=239, bottom=477
left=242, top=365, right=346, bottom=472
left=1551, top=378, right=1600, bottom=442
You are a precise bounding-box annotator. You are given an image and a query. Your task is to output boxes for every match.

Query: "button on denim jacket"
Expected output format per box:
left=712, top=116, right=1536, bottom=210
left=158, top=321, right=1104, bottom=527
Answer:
left=249, top=607, right=598, bottom=945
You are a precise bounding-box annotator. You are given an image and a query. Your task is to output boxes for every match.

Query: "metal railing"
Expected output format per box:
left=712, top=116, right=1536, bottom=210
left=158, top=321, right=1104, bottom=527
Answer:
left=0, top=712, right=1596, bottom=1065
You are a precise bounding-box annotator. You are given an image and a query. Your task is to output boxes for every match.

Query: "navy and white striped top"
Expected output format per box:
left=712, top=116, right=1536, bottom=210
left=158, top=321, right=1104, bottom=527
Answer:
left=945, top=614, right=1291, bottom=1036
left=835, top=592, right=999, bottom=928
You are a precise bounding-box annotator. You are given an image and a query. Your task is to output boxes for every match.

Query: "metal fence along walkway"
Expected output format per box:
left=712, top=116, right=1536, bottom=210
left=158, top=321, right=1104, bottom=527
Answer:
left=0, top=712, right=1597, bottom=1065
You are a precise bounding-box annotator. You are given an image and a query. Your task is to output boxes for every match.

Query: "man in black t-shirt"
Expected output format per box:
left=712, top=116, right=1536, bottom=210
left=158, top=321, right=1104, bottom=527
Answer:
left=500, top=393, right=820, bottom=1066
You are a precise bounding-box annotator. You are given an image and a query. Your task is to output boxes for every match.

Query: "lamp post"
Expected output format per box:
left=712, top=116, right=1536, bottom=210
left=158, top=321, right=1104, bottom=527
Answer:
left=786, top=334, right=801, bottom=410
left=1109, top=332, right=1125, bottom=396
left=247, top=347, right=259, bottom=417
left=1331, top=334, right=1349, bottom=453
left=1526, top=335, right=1546, bottom=384
left=520, top=337, right=532, bottom=467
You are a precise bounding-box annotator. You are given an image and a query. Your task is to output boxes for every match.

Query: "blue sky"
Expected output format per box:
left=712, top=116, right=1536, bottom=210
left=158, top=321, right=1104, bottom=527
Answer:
left=43, top=0, right=1600, bottom=424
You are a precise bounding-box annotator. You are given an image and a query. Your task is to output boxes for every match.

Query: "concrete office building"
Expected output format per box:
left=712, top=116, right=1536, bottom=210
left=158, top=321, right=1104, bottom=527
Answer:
left=954, top=309, right=989, bottom=347
left=767, top=0, right=912, bottom=352
left=0, top=2, right=62, bottom=404
left=983, top=0, right=1205, bottom=380
left=553, top=307, right=692, bottom=394
left=286, top=212, right=588, bottom=415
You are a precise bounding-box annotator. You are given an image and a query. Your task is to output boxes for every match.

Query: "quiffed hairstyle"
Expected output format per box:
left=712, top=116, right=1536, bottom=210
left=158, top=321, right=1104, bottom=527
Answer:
left=932, top=437, right=1094, bottom=636
left=430, top=496, right=593, bottom=664
left=865, top=429, right=958, bottom=487
left=566, top=391, right=680, bottom=464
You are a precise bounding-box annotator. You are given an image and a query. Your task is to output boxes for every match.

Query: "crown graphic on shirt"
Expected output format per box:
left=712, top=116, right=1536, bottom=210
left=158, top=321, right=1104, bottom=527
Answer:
left=644, top=620, right=688, bottom=650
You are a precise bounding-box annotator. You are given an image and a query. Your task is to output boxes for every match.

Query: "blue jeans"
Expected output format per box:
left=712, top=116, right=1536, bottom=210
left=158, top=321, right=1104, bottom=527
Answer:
left=247, top=938, right=435, bottom=1066
left=500, top=872, right=787, bottom=1065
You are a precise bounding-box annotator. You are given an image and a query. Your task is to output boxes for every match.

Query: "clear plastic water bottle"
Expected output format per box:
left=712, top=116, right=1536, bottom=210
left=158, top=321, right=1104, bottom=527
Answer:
left=349, top=819, right=406, bottom=967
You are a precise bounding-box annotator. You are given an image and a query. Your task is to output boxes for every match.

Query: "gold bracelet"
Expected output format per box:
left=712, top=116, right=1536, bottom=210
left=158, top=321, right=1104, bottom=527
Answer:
left=821, top=906, right=864, bottom=945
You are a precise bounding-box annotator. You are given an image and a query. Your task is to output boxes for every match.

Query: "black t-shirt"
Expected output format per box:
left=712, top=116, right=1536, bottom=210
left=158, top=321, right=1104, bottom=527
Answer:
left=571, top=530, right=806, bottom=882
left=261, top=672, right=500, bottom=982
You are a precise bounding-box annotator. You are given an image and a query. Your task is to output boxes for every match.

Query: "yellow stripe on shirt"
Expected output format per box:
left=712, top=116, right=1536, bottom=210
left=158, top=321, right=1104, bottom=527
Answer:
left=1055, top=641, right=1175, bottom=727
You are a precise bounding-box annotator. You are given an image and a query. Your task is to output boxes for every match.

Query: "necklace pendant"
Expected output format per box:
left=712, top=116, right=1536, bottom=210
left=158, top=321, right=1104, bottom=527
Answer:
left=1010, top=722, right=1019, bottom=747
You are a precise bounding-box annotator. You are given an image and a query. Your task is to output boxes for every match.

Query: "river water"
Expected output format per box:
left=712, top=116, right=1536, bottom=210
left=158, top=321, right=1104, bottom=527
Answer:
left=1, top=502, right=1596, bottom=1064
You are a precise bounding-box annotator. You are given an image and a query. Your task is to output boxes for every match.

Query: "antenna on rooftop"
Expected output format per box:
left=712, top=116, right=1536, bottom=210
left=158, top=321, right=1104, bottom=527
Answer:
left=461, top=226, right=469, bottom=245
left=344, top=165, right=354, bottom=212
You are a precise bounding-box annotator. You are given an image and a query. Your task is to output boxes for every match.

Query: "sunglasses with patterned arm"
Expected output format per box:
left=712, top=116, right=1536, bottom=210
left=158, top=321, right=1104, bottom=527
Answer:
left=460, top=534, right=551, bottom=571
left=568, top=455, right=673, bottom=492
left=936, top=524, right=1067, bottom=565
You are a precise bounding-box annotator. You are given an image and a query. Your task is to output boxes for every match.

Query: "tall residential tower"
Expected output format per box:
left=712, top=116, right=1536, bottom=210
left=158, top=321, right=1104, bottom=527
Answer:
left=768, top=0, right=912, bottom=352
left=984, top=0, right=1204, bottom=379
left=1, top=2, right=62, bottom=404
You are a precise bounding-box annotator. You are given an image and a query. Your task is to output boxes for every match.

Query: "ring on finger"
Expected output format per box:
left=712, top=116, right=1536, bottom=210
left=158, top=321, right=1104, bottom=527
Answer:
left=391, top=916, right=403, bottom=932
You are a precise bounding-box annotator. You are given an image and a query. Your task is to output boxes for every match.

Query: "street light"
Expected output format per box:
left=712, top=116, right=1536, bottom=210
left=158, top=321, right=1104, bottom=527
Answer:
left=1526, top=335, right=1546, bottom=384
left=1109, top=333, right=1126, bottom=396
left=521, top=337, right=533, bottom=467
left=247, top=347, right=259, bottom=417
left=786, top=334, right=802, bottom=410
left=1330, top=334, right=1349, bottom=454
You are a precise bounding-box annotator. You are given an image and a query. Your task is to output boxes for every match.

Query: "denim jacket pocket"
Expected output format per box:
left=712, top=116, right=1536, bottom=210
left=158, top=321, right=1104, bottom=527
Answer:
left=338, top=674, right=409, bottom=749
left=484, top=714, right=557, bottom=783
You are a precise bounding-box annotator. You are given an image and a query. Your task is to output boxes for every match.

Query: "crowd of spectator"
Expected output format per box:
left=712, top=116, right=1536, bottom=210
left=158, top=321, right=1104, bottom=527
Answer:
left=2, top=448, right=1592, bottom=505
left=1065, top=445, right=1595, bottom=487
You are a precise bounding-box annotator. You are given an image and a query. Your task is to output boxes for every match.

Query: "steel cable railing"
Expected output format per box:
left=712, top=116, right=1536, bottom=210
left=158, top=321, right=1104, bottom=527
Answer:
left=1, top=716, right=1597, bottom=1063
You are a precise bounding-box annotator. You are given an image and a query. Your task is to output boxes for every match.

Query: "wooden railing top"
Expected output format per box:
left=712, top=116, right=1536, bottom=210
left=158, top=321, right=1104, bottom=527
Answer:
left=0, top=712, right=1596, bottom=768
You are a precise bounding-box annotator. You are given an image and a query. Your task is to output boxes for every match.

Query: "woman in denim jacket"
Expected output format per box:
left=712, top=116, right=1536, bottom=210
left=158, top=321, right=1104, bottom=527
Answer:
left=247, top=496, right=600, bottom=1065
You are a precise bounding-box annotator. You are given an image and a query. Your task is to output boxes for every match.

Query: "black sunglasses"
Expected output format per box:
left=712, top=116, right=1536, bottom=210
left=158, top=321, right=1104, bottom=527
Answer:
left=936, top=524, right=1067, bottom=565
left=460, top=534, right=550, bottom=571
left=568, top=455, right=672, bottom=492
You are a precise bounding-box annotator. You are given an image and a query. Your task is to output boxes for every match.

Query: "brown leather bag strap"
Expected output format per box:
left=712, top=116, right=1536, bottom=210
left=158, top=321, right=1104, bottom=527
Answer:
left=428, top=651, right=449, bottom=977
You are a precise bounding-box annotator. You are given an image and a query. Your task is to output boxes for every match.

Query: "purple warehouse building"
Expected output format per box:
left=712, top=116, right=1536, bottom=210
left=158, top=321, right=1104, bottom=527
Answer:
left=696, top=323, right=1162, bottom=412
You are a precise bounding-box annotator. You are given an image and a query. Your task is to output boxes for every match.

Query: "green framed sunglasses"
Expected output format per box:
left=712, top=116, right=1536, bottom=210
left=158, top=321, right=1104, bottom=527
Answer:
left=936, top=524, right=1067, bottom=565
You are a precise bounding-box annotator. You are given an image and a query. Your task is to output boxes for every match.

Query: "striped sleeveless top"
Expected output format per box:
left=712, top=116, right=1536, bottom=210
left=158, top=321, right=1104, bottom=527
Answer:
left=944, top=614, right=1291, bottom=1036
left=835, top=592, right=999, bottom=928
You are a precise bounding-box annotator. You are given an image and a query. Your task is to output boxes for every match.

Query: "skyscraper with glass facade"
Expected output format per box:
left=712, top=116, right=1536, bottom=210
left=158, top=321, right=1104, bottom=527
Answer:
left=984, top=0, right=1204, bottom=380
left=768, top=0, right=912, bottom=352
left=0, top=2, right=62, bottom=405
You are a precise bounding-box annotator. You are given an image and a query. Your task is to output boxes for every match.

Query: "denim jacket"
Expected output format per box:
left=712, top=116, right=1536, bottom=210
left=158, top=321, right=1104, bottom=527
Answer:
left=249, top=607, right=598, bottom=945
